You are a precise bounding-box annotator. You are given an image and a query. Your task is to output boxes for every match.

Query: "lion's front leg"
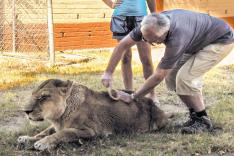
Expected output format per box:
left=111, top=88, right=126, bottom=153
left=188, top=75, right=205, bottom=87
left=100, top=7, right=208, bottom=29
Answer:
left=34, top=127, right=96, bottom=151
left=17, top=126, right=55, bottom=149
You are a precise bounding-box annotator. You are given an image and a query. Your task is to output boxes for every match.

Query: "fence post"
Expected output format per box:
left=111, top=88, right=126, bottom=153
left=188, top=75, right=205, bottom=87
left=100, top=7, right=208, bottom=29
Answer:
left=0, top=1, right=4, bottom=52
left=47, top=0, right=55, bottom=66
left=12, top=0, right=16, bottom=53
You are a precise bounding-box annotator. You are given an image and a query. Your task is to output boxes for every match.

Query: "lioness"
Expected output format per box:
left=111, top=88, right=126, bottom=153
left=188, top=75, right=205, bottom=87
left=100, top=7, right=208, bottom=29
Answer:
left=18, top=79, right=168, bottom=151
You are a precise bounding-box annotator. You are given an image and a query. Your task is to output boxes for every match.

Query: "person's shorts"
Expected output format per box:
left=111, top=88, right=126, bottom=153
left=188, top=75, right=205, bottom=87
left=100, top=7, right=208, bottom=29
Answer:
left=110, top=16, right=144, bottom=40
left=165, top=42, right=234, bottom=95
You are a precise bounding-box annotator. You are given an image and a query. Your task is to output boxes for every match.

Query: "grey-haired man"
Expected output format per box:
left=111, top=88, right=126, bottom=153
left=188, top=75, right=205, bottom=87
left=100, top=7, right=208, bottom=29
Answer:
left=101, top=9, right=234, bottom=134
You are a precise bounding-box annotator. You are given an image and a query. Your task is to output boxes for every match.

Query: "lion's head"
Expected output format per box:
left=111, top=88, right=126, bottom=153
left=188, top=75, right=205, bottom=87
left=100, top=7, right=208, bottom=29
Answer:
left=23, top=79, right=73, bottom=122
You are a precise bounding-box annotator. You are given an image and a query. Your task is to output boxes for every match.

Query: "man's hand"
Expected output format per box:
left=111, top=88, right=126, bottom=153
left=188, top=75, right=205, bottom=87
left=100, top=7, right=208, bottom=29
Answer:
left=102, top=0, right=122, bottom=9
left=112, top=0, right=122, bottom=9
left=101, top=72, right=112, bottom=88
left=116, top=90, right=132, bottom=103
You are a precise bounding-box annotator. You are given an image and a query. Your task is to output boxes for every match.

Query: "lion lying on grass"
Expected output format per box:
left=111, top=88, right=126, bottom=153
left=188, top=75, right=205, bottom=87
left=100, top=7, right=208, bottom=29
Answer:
left=17, top=79, right=168, bottom=151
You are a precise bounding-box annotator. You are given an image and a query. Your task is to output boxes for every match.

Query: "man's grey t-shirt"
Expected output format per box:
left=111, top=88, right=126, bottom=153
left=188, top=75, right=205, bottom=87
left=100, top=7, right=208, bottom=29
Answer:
left=130, top=9, right=234, bottom=69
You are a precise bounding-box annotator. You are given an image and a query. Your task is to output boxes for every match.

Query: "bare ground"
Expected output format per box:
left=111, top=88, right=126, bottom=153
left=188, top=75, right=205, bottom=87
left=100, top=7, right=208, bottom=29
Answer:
left=0, top=84, right=36, bottom=132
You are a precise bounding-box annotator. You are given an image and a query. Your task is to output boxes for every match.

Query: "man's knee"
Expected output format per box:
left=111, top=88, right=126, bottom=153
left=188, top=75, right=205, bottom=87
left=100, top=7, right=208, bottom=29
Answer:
left=176, top=70, right=192, bottom=87
left=176, top=71, right=202, bottom=95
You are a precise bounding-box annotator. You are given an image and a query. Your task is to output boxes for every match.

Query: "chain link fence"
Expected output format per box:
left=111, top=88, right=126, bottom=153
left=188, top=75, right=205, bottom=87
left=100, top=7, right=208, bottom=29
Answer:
left=0, top=0, right=49, bottom=53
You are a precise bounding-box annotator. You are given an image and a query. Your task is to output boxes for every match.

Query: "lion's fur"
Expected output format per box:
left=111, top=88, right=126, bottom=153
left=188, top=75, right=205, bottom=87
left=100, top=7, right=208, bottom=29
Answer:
left=19, top=79, right=168, bottom=150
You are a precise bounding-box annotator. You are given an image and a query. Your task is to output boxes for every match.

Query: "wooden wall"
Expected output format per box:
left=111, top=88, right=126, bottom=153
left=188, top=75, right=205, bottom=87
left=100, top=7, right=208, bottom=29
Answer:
left=52, top=0, right=112, bottom=23
left=54, top=23, right=116, bottom=50
left=164, top=0, right=234, bottom=16
left=52, top=0, right=115, bottom=51
left=163, top=0, right=234, bottom=28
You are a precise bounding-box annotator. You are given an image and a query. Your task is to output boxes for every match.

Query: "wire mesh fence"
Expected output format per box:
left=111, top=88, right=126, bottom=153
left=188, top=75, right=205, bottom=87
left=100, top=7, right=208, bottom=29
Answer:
left=0, top=0, right=48, bottom=53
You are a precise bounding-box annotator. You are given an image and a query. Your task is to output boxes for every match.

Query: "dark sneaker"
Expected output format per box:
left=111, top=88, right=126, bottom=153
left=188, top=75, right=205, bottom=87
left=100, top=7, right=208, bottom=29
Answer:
left=183, top=112, right=197, bottom=127
left=181, top=116, right=213, bottom=134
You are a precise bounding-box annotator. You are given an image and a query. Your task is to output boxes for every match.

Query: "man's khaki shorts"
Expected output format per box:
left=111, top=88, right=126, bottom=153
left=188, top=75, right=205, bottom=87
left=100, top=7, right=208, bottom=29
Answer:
left=165, top=42, right=234, bottom=95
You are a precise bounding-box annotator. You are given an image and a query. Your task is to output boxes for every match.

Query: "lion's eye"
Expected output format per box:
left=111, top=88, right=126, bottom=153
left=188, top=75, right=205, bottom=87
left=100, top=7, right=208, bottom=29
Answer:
left=37, top=95, right=50, bottom=101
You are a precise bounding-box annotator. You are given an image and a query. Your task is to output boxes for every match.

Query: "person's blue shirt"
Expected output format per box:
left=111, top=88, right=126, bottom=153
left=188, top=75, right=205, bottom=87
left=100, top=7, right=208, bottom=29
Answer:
left=113, top=0, right=147, bottom=16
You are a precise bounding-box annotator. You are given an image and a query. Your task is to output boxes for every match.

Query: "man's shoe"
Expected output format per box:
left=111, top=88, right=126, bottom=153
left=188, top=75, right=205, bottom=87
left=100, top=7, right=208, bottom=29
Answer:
left=183, top=112, right=196, bottom=127
left=181, top=116, right=213, bottom=134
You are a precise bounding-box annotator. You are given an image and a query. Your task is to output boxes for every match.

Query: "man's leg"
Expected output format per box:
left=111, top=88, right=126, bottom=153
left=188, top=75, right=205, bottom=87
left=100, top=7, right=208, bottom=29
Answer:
left=178, top=94, right=204, bottom=112
left=178, top=94, right=207, bottom=127
left=165, top=54, right=193, bottom=109
left=176, top=43, right=234, bottom=134
left=165, top=57, right=196, bottom=128
left=136, top=41, right=158, bottom=103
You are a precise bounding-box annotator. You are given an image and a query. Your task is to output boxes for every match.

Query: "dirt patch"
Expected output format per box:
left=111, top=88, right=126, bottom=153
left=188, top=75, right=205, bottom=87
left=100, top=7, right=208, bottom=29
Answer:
left=158, top=103, right=187, bottom=114
left=0, top=111, right=26, bottom=132
left=0, top=84, right=37, bottom=132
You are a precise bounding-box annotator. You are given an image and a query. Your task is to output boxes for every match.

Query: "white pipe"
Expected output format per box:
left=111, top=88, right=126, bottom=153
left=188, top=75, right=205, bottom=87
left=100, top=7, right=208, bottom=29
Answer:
left=47, top=0, right=55, bottom=66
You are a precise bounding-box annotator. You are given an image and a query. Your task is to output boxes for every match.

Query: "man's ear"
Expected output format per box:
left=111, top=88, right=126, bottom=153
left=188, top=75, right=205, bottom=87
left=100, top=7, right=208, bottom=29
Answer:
left=59, top=80, right=73, bottom=96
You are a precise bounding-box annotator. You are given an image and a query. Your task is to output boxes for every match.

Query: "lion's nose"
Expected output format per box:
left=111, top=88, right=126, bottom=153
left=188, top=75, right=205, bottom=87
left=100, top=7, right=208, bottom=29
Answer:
left=24, top=110, right=33, bottom=115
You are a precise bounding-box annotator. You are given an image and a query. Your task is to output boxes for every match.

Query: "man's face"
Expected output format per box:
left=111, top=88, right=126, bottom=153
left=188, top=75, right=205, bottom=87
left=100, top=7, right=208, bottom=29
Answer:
left=141, top=27, right=166, bottom=45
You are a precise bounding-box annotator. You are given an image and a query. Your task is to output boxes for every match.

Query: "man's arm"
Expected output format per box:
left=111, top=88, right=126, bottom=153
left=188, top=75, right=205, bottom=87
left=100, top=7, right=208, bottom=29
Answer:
left=113, top=66, right=170, bottom=103
left=146, top=0, right=156, bottom=13
left=134, top=67, right=170, bottom=98
left=105, top=35, right=136, bottom=74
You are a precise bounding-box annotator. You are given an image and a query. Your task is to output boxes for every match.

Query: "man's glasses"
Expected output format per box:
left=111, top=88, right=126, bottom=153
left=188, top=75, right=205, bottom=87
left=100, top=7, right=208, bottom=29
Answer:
left=142, top=37, right=156, bottom=46
left=142, top=37, right=147, bottom=42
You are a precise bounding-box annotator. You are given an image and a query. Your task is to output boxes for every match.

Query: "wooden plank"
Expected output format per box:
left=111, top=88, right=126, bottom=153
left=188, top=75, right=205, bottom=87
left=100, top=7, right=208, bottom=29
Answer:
left=52, top=8, right=112, bottom=14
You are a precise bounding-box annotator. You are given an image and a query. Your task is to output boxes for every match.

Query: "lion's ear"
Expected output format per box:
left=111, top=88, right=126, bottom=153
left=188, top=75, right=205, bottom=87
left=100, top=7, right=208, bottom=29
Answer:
left=59, top=80, right=73, bottom=96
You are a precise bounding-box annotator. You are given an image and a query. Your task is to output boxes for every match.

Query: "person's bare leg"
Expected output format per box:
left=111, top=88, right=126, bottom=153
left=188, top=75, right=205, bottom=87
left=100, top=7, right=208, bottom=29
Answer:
left=178, top=94, right=205, bottom=112
left=121, top=46, right=133, bottom=91
left=136, top=41, right=158, bottom=102
left=116, top=39, right=133, bottom=91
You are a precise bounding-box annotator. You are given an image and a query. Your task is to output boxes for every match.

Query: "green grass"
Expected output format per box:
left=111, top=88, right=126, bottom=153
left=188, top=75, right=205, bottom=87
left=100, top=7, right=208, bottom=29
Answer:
left=0, top=50, right=234, bottom=155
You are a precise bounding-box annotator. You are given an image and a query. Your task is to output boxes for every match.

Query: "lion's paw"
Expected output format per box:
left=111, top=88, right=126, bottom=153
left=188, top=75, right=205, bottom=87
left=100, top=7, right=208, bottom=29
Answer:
left=34, top=138, right=56, bottom=151
left=17, top=136, right=32, bottom=144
